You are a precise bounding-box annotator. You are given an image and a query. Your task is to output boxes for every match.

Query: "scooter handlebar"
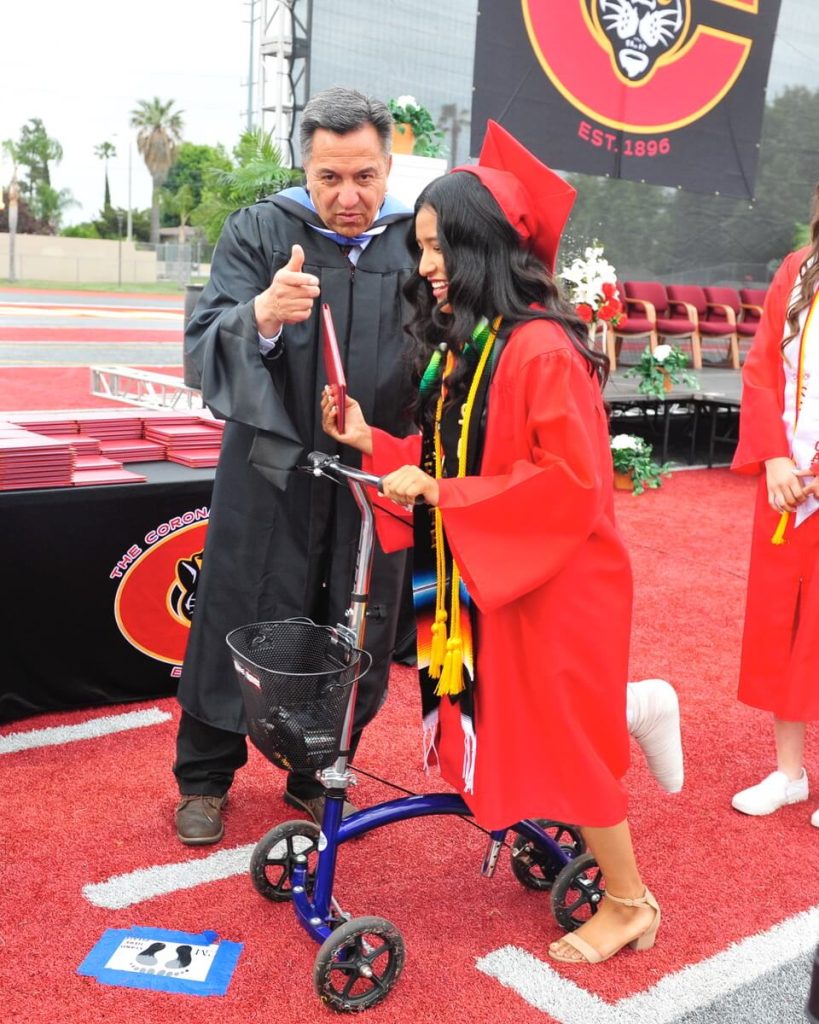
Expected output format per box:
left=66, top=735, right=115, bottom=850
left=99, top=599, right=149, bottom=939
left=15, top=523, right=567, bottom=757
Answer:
left=304, top=451, right=426, bottom=505
left=304, top=451, right=383, bottom=491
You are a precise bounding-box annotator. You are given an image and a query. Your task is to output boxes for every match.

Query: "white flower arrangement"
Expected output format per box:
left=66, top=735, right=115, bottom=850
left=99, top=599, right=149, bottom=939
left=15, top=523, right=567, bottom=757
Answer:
left=559, top=241, right=625, bottom=327
left=609, top=432, right=671, bottom=494
left=610, top=433, right=642, bottom=451
left=623, top=344, right=699, bottom=398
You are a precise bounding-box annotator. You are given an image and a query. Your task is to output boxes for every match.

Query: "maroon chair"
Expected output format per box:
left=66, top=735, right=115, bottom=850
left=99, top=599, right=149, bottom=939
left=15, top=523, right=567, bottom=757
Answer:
left=739, top=288, right=767, bottom=336
left=704, top=285, right=757, bottom=363
left=606, top=280, right=657, bottom=370
left=667, top=284, right=738, bottom=369
left=623, top=280, right=702, bottom=368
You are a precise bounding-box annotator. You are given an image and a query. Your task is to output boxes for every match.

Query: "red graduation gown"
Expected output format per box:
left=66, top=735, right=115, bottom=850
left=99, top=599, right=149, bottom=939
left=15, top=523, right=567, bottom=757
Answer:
left=366, top=318, right=632, bottom=828
left=732, top=247, right=819, bottom=720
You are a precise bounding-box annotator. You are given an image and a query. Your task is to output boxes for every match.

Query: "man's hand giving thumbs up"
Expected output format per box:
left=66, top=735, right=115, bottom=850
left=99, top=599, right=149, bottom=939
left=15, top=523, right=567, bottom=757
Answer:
left=254, top=243, right=321, bottom=337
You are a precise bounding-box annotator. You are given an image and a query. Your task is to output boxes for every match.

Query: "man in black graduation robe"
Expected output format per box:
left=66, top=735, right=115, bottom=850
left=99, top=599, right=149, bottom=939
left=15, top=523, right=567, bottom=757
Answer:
left=173, top=87, right=416, bottom=844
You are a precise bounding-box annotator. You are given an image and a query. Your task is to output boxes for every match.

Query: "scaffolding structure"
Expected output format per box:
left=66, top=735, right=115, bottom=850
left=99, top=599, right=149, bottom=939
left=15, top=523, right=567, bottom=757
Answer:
left=90, top=366, right=206, bottom=412
left=259, top=0, right=312, bottom=165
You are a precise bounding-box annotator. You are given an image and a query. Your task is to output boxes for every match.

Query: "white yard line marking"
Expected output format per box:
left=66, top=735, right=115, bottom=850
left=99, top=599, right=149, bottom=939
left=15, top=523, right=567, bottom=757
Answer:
left=477, top=903, right=819, bottom=1023
left=83, top=844, right=256, bottom=909
left=0, top=304, right=182, bottom=321
left=0, top=707, right=172, bottom=754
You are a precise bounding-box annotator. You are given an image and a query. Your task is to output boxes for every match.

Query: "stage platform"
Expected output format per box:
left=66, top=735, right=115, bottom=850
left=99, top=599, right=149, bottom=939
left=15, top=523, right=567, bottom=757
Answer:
left=604, top=365, right=742, bottom=468
left=606, top=364, right=742, bottom=403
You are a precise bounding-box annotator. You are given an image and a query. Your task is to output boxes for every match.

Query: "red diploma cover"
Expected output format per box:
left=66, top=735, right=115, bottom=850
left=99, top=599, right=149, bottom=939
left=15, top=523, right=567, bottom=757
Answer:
left=321, top=303, right=347, bottom=433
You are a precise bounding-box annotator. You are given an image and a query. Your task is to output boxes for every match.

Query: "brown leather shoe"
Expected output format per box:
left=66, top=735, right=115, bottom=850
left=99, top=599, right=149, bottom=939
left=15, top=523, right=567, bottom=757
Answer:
left=175, top=794, right=227, bottom=846
left=283, top=790, right=357, bottom=825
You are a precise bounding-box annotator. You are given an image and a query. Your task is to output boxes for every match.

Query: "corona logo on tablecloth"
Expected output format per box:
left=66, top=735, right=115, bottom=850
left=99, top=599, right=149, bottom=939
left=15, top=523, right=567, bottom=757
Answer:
left=111, top=509, right=209, bottom=668
left=473, top=0, right=782, bottom=196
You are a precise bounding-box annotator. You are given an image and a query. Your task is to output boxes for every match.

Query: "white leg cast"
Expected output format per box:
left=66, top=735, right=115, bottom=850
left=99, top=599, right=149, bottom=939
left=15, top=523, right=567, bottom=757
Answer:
left=626, top=679, right=684, bottom=793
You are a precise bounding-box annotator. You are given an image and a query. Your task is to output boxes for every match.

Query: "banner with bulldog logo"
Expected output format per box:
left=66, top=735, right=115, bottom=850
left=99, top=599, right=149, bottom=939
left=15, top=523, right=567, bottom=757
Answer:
left=472, top=0, right=783, bottom=197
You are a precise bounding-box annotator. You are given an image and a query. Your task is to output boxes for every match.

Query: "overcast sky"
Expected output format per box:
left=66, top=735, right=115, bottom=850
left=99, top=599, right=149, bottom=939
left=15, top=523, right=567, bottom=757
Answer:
left=0, top=0, right=249, bottom=225
left=2, top=1, right=817, bottom=229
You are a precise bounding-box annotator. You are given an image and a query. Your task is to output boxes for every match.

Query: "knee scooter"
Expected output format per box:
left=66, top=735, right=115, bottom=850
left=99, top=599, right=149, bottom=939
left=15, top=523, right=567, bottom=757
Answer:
left=227, top=451, right=604, bottom=1013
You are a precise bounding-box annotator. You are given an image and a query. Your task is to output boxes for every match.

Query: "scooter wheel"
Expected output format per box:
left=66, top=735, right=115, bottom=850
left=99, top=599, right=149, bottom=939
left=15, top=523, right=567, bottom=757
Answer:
left=249, top=819, right=321, bottom=902
left=550, top=851, right=605, bottom=932
left=510, top=820, right=585, bottom=891
left=314, top=915, right=405, bottom=1012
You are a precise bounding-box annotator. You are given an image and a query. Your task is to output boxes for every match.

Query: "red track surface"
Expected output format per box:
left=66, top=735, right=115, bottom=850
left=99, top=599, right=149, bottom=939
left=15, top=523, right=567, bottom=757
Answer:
left=0, top=366, right=184, bottom=411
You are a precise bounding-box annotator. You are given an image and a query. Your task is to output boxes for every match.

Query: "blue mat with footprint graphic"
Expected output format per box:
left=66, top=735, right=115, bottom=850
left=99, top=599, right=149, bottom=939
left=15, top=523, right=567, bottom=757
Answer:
left=78, top=925, right=242, bottom=995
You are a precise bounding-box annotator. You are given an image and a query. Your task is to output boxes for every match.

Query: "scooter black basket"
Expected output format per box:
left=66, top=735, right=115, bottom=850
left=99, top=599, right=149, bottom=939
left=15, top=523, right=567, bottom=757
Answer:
left=226, top=619, right=367, bottom=774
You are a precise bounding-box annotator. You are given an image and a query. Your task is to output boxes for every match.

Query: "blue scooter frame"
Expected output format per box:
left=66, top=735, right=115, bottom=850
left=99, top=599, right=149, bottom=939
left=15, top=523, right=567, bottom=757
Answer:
left=237, top=452, right=595, bottom=1012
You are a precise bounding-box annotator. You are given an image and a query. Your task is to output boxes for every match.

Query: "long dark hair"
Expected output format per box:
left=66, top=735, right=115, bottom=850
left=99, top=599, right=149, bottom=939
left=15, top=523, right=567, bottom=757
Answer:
left=784, top=183, right=819, bottom=349
left=403, top=171, right=608, bottom=422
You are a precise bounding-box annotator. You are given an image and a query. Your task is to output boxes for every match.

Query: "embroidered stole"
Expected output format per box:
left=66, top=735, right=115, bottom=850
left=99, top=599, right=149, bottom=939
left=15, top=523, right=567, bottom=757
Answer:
left=771, top=278, right=819, bottom=542
left=412, top=317, right=502, bottom=792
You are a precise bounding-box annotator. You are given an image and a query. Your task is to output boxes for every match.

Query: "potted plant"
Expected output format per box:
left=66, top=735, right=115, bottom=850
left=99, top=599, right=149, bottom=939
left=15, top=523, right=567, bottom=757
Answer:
left=388, top=96, right=446, bottom=157
left=610, top=433, right=671, bottom=494
left=623, top=343, right=699, bottom=398
left=559, top=241, right=626, bottom=344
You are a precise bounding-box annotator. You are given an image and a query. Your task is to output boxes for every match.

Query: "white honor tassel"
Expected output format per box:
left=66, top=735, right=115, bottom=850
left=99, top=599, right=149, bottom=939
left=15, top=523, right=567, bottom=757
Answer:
left=460, top=713, right=476, bottom=793
left=422, top=708, right=440, bottom=771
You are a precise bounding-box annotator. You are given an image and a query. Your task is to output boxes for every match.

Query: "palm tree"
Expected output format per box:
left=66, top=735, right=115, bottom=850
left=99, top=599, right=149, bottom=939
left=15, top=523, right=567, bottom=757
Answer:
left=130, top=97, right=184, bottom=244
left=192, top=127, right=300, bottom=243
left=94, top=141, right=117, bottom=211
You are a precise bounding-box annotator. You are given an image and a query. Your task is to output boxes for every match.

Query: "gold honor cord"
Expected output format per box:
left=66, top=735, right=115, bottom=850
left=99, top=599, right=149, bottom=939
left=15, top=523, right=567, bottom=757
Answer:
left=429, top=316, right=502, bottom=695
left=771, top=291, right=819, bottom=544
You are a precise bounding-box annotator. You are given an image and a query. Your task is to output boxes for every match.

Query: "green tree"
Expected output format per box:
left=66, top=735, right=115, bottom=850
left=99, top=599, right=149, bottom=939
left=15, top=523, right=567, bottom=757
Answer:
left=31, top=182, right=77, bottom=231
left=16, top=117, right=63, bottom=198
left=62, top=206, right=151, bottom=242
left=4, top=134, right=74, bottom=233
left=94, top=141, right=117, bottom=210
left=438, top=103, right=470, bottom=166
left=192, top=127, right=300, bottom=243
left=720, top=86, right=819, bottom=273
left=163, top=184, right=196, bottom=243
left=130, top=97, right=184, bottom=244
left=162, top=141, right=231, bottom=211
left=546, top=85, right=819, bottom=284
left=563, top=174, right=672, bottom=280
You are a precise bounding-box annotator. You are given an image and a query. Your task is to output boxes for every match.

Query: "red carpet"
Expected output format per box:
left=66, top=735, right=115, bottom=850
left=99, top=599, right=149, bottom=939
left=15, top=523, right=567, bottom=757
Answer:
left=2, top=468, right=817, bottom=1022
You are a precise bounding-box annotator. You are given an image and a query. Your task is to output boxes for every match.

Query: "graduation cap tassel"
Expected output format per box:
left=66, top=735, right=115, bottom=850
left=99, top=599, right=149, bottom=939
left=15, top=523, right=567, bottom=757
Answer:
left=435, top=570, right=465, bottom=696
left=436, top=636, right=465, bottom=697
left=428, top=607, right=448, bottom=679
left=771, top=510, right=789, bottom=545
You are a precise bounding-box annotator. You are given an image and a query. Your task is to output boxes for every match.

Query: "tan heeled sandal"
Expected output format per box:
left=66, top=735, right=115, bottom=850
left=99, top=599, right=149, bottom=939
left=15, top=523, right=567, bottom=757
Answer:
left=548, top=887, right=661, bottom=964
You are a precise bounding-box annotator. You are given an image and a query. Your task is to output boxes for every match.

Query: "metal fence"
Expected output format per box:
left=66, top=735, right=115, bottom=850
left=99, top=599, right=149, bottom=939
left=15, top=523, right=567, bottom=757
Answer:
left=153, top=242, right=216, bottom=284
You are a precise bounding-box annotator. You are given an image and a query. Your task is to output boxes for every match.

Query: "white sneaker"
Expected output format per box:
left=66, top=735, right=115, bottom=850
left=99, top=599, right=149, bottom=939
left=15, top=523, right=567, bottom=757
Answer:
left=626, top=679, right=684, bottom=793
left=731, top=770, right=809, bottom=816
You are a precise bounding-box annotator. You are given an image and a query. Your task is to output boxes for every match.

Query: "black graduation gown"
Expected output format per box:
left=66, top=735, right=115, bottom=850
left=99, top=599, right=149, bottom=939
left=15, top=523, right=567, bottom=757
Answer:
left=178, top=194, right=416, bottom=734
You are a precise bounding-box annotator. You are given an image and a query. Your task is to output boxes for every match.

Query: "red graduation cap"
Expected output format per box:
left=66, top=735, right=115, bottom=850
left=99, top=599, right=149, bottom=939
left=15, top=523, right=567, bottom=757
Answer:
left=451, top=120, right=576, bottom=272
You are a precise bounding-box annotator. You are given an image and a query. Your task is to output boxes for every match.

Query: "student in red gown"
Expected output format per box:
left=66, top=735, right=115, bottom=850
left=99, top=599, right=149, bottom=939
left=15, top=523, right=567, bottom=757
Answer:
left=322, top=122, right=663, bottom=963
left=731, top=185, right=819, bottom=826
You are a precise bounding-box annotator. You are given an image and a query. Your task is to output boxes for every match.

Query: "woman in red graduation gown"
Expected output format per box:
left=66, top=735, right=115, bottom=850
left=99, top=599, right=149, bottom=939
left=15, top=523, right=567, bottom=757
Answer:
left=730, top=186, right=819, bottom=826
left=322, top=122, right=661, bottom=963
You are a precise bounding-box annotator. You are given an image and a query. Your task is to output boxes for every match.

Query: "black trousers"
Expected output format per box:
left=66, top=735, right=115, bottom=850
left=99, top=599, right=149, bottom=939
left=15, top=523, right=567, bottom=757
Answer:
left=173, top=710, right=363, bottom=800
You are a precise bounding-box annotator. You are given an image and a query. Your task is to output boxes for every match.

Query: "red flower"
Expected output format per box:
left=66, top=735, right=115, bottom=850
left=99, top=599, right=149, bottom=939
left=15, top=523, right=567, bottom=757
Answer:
left=576, top=303, right=594, bottom=323
left=601, top=281, right=618, bottom=300
left=599, top=299, right=623, bottom=323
